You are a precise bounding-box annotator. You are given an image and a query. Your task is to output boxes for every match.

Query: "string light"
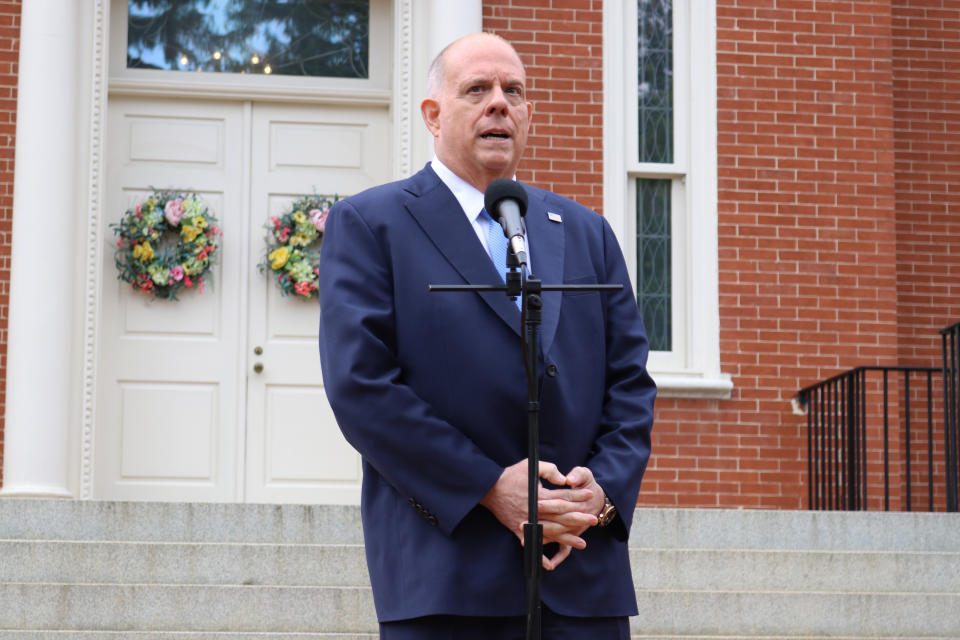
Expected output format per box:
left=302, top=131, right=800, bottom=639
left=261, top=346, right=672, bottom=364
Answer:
left=178, top=54, right=188, bottom=67
left=251, top=54, right=260, bottom=65
left=213, top=51, right=222, bottom=60
left=264, top=65, right=272, bottom=74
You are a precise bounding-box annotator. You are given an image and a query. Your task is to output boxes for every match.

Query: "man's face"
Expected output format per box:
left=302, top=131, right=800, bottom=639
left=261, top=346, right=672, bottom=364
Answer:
left=422, top=35, right=533, bottom=192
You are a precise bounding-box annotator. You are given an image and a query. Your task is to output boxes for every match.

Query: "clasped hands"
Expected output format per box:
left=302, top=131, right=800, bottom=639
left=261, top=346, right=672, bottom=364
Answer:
left=479, top=459, right=606, bottom=571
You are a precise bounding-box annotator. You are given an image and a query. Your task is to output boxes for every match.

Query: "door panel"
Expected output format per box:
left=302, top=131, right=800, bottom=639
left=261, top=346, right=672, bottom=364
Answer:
left=96, top=99, right=246, bottom=501
left=243, top=103, right=391, bottom=503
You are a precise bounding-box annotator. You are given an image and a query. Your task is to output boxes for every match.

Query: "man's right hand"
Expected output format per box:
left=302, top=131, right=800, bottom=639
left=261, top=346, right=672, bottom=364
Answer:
left=479, top=459, right=598, bottom=570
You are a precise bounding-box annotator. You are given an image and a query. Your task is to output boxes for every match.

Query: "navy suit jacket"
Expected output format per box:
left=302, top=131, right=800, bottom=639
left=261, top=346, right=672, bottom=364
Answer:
left=318, top=164, right=655, bottom=622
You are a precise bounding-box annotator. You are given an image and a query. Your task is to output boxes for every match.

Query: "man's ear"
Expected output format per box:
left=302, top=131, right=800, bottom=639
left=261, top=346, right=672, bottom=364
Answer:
left=421, top=97, right=441, bottom=137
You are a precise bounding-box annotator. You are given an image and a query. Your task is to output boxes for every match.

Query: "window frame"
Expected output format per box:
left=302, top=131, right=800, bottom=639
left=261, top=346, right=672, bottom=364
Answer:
left=107, top=0, right=393, bottom=103
left=603, top=0, right=731, bottom=398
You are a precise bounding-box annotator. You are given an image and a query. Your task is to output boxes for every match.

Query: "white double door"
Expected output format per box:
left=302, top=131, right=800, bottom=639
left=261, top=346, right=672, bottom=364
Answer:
left=95, top=97, right=391, bottom=503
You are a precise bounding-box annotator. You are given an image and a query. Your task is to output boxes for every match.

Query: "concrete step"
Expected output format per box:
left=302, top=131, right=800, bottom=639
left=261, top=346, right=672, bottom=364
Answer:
left=3, top=582, right=959, bottom=637
left=632, top=589, right=960, bottom=638
left=0, top=635, right=378, bottom=640
left=0, top=500, right=363, bottom=545
left=3, top=499, right=954, bottom=551
left=0, top=540, right=368, bottom=586
left=630, top=547, right=960, bottom=593
left=7, top=538, right=958, bottom=595
left=632, top=507, right=960, bottom=552
left=0, top=584, right=377, bottom=633
left=2, top=499, right=959, bottom=638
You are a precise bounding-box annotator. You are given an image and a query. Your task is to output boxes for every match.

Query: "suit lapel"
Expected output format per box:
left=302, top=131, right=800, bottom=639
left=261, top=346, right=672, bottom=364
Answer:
left=403, top=168, right=521, bottom=336
left=526, top=190, right=564, bottom=357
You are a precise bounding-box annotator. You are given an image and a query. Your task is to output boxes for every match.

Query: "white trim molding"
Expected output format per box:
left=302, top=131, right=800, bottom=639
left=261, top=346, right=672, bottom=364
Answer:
left=79, top=0, right=110, bottom=499
left=603, top=0, right=731, bottom=399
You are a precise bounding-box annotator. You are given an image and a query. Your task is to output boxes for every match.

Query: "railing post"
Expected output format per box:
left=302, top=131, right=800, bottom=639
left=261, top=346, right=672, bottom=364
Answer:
left=846, top=372, right=857, bottom=510
left=904, top=370, right=912, bottom=512
left=883, top=369, right=890, bottom=511
left=943, top=323, right=959, bottom=512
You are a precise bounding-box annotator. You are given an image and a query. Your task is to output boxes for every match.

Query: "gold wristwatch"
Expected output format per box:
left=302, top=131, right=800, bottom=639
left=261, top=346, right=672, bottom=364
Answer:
left=596, top=495, right=617, bottom=527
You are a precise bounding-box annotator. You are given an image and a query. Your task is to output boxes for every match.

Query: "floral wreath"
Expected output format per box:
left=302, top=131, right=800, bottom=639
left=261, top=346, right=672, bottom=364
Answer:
left=111, top=190, right=222, bottom=300
left=259, top=193, right=338, bottom=299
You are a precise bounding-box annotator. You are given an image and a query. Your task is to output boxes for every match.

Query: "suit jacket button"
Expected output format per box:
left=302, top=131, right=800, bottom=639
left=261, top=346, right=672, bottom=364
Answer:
left=546, top=364, right=558, bottom=377
left=427, top=515, right=438, bottom=526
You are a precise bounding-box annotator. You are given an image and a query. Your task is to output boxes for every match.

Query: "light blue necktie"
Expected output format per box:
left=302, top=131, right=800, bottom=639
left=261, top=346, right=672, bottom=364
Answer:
left=481, top=208, right=521, bottom=309
left=481, top=208, right=508, bottom=283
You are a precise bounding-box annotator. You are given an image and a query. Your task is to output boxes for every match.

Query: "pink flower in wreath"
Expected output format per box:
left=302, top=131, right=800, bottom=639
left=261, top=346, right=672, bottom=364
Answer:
left=170, top=265, right=184, bottom=282
left=164, top=198, right=185, bottom=226
left=309, top=208, right=329, bottom=232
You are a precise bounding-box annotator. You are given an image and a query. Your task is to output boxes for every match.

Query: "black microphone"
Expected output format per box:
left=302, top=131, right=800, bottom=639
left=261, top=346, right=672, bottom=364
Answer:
left=483, top=178, right=529, bottom=268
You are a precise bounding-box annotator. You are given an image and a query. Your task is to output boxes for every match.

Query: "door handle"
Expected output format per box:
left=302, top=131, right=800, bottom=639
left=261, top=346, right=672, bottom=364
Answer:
left=253, top=362, right=264, bottom=374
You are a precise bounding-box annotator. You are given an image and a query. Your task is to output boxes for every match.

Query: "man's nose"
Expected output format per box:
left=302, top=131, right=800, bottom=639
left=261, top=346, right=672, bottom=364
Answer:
left=486, top=84, right=509, bottom=115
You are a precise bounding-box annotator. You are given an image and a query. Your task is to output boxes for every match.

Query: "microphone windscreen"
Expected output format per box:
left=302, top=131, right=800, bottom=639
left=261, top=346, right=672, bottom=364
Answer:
left=484, top=178, right=528, bottom=218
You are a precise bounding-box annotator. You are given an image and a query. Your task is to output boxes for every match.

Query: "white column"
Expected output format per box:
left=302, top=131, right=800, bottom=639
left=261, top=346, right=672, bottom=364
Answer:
left=428, top=0, right=483, bottom=59
left=0, top=0, right=80, bottom=497
left=406, top=0, right=483, bottom=172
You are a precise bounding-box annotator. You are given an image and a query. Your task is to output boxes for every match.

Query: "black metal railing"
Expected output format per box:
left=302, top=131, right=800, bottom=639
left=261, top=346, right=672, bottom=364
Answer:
left=941, top=320, right=960, bottom=510
left=795, top=321, right=960, bottom=512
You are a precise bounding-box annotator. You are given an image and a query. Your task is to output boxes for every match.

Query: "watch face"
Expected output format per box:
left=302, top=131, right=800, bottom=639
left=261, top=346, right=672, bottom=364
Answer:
left=599, top=503, right=616, bottom=526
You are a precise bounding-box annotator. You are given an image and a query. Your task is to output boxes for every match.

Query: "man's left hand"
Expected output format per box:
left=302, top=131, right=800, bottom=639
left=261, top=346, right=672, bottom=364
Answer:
left=538, top=466, right=607, bottom=542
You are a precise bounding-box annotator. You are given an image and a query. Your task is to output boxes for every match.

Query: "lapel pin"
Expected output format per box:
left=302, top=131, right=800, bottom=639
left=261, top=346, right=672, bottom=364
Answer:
left=547, top=211, right=562, bottom=223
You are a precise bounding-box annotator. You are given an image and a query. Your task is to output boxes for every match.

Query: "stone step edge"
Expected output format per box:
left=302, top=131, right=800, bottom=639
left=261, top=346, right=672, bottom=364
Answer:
left=0, top=629, right=378, bottom=640
left=6, top=583, right=959, bottom=598
left=2, top=636, right=955, bottom=640
left=0, top=539, right=365, bottom=549
left=6, top=539, right=958, bottom=556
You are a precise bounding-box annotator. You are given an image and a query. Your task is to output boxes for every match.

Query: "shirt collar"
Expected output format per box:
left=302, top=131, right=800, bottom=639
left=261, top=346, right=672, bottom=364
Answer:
left=430, top=156, right=518, bottom=222
left=430, top=156, right=485, bottom=223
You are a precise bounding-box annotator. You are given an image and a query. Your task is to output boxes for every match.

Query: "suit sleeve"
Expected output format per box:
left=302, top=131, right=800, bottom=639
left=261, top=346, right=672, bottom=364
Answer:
left=317, top=199, right=504, bottom=536
left=587, top=216, right=657, bottom=541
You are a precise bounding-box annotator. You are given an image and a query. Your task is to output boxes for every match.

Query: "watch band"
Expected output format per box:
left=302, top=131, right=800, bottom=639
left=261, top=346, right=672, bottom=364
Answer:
left=596, top=495, right=617, bottom=527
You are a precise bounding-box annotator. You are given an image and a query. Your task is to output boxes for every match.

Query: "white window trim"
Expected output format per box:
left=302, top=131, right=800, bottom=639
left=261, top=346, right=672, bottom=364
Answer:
left=603, top=0, right=731, bottom=398
left=107, top=0, right=394, bottom=104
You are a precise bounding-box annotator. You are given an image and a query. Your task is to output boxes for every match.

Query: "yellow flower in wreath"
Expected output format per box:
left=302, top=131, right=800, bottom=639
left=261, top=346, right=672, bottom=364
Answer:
left=269, top=246, right=290, bottom=270
left=181, top=225, right=201, bottom=243
left=288, top=232, right=312, bottom=247
left=132, top=241, right=154, bottom=262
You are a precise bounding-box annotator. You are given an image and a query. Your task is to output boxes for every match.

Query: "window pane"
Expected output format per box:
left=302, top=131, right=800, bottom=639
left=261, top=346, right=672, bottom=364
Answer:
left=637, top=0, right=673, bottom=163
left=636, top=179, right=671, bottom=351
left=127, top=0, right=370, bottom=78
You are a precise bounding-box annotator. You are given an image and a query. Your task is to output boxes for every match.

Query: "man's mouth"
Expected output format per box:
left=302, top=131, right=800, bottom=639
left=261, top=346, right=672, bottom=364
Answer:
left=481, top=131, right=510, bottom=140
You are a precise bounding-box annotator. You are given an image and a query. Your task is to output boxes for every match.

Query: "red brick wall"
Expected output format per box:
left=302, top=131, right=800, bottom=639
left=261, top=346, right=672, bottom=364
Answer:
left=890, top=0, right=960, bottom=512
left=0, top=0, right=20, bottom=489
left=484, top=0, right=605, bottom=213
left=892, top=1, right=960, bottom=366
left=487, top=0, right=912, bottom=509
left=708, top=0, right=900, bottom=509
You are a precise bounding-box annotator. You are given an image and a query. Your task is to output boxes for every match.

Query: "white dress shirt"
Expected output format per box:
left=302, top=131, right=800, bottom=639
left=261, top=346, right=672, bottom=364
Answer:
left=430, top=157, right=531, bottom=268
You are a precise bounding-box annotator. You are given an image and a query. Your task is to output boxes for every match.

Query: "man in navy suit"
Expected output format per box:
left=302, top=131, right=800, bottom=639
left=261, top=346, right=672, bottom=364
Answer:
left=318, top=32, right=656, bottom=639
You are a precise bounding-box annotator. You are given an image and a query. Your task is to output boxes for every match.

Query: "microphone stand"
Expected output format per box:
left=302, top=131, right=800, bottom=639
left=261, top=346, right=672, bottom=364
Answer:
left=430, top=249, right=620, bottom=640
